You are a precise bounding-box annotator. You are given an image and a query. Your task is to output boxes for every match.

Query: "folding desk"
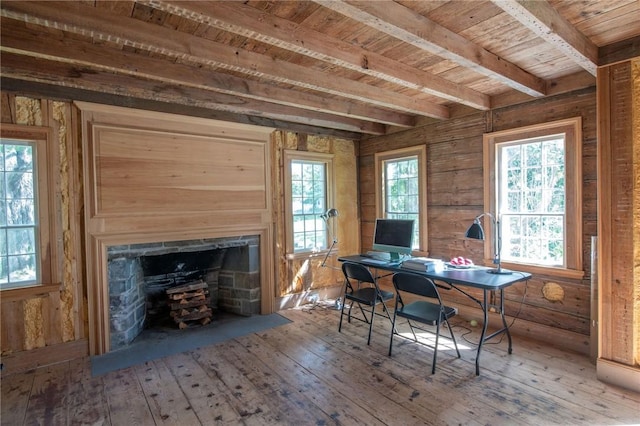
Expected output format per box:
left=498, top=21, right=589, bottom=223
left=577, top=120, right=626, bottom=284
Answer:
left=338, top=255, right=532, bottom=375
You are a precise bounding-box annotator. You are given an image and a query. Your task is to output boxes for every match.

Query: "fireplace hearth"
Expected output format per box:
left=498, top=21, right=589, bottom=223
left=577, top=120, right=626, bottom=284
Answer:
left=107, top=235, right=260, bottom=350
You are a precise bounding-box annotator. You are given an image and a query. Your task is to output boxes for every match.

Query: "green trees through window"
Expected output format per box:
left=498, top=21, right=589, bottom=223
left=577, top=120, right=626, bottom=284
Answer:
left=1, top=141, right=38, bottom=288
left=500, top=137, right=565, bottom=266
left=486, top=117, right=583, bottom=276
left=384, top=157, right=420, bottom=249
left=291, top=160, right=327, bottom=252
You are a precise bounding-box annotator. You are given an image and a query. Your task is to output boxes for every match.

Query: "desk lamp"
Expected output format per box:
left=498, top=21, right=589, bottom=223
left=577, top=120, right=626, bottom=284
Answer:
left=465, top=212, right=512, bottom=275
left=320, top=208, right=339, bottom=268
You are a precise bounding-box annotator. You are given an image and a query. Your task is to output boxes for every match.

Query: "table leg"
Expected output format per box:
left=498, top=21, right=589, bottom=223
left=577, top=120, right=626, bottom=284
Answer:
left=475, top=289, right=489, bottom=376
left=499, top=288, right=513, bottom=354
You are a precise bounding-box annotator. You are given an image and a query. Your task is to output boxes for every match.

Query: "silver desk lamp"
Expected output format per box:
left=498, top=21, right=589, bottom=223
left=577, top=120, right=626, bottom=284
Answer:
left=320, top=208, right=339, bottom=268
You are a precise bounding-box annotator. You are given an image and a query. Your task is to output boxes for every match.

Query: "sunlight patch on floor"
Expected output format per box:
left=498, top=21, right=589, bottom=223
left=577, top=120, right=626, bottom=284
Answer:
left=394, top=330, right=473, bottom=351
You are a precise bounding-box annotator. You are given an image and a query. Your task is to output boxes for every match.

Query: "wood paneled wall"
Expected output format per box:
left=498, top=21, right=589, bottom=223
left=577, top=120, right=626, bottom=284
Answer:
left=596, top=58, right=640, bottom=390
left=359, top=88, right=598, bottom=353
left=76, top=102, right=276, bottom=355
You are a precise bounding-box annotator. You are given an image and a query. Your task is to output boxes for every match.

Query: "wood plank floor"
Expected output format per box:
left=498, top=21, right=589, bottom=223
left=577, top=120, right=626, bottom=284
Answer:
left=2, top=303, right=639, bottom=425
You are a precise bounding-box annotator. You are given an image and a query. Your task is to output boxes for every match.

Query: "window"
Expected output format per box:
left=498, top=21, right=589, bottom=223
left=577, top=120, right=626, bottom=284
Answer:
left=375, top=146, right=427, bottom=252
left=484, top=117, right=583, bottom=277
left=0, top=125, right=54, bottom=291
left=284, top=151, right=334, bottom=254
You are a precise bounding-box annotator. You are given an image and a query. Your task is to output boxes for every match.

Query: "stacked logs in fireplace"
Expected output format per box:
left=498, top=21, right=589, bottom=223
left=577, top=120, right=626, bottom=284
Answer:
left=166, top=280, right=213, bottom=329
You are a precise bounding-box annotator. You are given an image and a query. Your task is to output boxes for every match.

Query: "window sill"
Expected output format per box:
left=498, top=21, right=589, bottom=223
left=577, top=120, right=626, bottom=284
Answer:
left=482, top=261, right=584, bottom=280
left=0, top=283, right=61, bottom=302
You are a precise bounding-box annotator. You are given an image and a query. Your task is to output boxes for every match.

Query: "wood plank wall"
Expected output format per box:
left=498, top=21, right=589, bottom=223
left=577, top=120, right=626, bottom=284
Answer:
left=0, top=93, right=359, bottom=368
left=0, top=94, right=87, bottom=368
left=271, top=132, right=359, bottom=308
left=359, top=88, right=598, bottom=352
left=597, top=58, right=640, bottom=376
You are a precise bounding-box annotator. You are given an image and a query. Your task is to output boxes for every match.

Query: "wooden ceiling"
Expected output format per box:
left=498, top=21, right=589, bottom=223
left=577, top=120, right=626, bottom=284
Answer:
left=2, top=1, right=639, bottom=139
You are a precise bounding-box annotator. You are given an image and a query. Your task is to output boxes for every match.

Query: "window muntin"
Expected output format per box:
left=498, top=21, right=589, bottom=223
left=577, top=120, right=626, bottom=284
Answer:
left=284, top=151, right=334, bottom=255
left=291, top=160, right=328, bottom=252
left=1, top=140, right=39, bottom=289
left=375, top=146, right=427, bottom=253
left=498, top=135, right=566, bottom=267
left=382, top=156, right=420, bottom=249
left=483, top=117, right=583, bottom=277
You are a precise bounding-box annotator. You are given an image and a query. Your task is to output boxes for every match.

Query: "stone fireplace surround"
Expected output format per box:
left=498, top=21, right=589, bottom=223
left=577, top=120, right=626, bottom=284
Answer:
left=107, top=235, right=260, bottom=351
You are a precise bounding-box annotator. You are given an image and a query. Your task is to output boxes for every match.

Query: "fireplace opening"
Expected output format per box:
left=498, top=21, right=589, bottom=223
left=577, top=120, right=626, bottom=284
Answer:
left=141, top=249, right=226, bottom=329
left=107, top=236, right=260, bottom=351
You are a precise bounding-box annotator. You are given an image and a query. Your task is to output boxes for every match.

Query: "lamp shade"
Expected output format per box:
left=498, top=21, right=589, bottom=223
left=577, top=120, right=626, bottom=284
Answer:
left=321, top=208, right=339, bottom=219
left=465, top=221, right=485, bottom=240
left=325, top=208, right=339, bottom=218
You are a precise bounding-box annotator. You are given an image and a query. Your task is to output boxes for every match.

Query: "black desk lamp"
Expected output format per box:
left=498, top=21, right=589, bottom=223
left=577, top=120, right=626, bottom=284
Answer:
left=465, top=212, right=512, bottom=274
left=320, top=208, right=339, bottom=268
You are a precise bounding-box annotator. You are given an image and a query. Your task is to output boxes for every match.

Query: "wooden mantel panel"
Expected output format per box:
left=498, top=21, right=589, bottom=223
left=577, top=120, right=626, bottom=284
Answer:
left=92, top=126, right=267, bottom=215
left=76, top=102, right=276, bottom=355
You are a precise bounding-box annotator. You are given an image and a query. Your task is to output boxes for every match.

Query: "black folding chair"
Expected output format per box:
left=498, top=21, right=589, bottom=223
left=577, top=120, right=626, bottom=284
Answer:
left=389, top=272, right=461, bottom=373
left=338, top=262, right=394, bottom=345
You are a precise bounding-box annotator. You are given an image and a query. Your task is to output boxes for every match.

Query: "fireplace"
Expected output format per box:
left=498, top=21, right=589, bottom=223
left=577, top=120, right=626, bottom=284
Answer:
left=107, top=235, right=260, bottom=351
left=79, top=102, right=276, bottom=356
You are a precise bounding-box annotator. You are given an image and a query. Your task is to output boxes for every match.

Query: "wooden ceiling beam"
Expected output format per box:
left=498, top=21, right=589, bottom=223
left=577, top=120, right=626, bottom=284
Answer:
left=0, top=1, right=449, bottom=119
left=492, top=0, right=598, bottom=76
left=315, top=0, right=547, bottom=97
left=0, top=51, right=384, bottom=135
left=143, top=0, right=490, bottom=110
left=1, top=77, right=362, bottom=139
left=0, top=20, right=406, bottom=129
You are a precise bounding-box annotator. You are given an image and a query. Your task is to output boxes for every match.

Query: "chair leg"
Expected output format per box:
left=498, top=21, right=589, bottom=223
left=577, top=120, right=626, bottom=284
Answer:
left=366, top=303, right=376, bottom=345
left=445, top=319, right=461, bottom=358
left=355, top=302, right=369, bottom=324
left=407, top=320, right=419, bottom=342
left=338, top=296, right=347, bottom=333
left=388, top=311, right=398, bottom=356
left=432, top=322, right=441, bottom=374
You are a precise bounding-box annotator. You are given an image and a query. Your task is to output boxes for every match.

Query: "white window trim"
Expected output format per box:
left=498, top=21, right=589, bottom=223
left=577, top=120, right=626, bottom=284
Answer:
left=483, top=117, right=584, bottom=279
left=1, top=124, right=58, bottom=293
left=283, top=150, right=334, bottom=257
left=375, top=145, right=428, bottom=255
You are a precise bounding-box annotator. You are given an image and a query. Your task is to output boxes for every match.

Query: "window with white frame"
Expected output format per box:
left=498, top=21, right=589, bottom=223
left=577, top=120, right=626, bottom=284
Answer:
left=1, top=126, right=54, bottom=290
left=484, top=118, right=583, bottom=277
left=375, top=146, right=427, bottom=252
left=284, top=151, right=333, bottom=254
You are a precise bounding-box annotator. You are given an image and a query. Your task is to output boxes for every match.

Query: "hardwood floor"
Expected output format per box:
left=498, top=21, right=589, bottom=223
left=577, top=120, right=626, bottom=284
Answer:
left=2, top=303, right=639, bottom=425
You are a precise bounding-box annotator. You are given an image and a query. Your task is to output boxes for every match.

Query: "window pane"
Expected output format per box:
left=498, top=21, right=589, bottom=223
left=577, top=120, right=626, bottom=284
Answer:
left=1, top=141, right=39, bottom=287
left=4, top=145, right=33, bottom=172
left=0, top=256, right=8, bottom=285
left=0, top=231, right=6, bottom=256
left=499, top=137, right=566, bottom=267
left=8, top=254, right=36, bottom=283
left=384, top=156, right=419, bottom=249
left=290, top=159, right=328, bottom=252
left=7, top=199, right=35, bottom=226
left=7, top=227, right=36, bottom=255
